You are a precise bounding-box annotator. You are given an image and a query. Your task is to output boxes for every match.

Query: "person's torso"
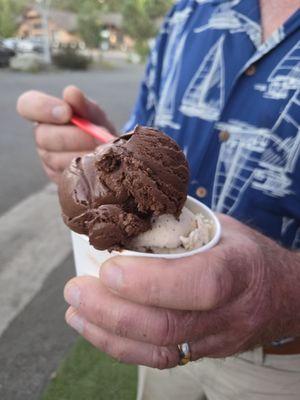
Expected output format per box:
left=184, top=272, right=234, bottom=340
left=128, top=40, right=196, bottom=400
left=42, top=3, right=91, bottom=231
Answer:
left=125, top=0, right=300, bottom=249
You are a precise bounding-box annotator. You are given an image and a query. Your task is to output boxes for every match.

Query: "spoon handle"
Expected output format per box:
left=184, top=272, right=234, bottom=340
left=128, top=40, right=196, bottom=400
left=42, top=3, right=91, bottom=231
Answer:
left=71, top=116, right=115, bottom=143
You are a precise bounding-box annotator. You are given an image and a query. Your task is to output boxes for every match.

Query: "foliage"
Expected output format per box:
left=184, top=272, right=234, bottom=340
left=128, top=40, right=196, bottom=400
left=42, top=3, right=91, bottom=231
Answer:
left=41, top=338, right=137, bottom=400
left=122, top=0, right=173, bottom=59
left=0, top=0, right=36, bottom=38
left=0, top=0, right=173, bottom=57
left=52, top=47, right=91, bottom=70
left=77, top=2, right=101, bottom=48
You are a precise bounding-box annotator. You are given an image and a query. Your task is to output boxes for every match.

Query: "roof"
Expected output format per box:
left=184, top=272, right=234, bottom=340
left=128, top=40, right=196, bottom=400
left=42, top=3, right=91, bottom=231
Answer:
left=100, top=13, right=123, bottom=29
left=48, top=10, right=77, bottom=32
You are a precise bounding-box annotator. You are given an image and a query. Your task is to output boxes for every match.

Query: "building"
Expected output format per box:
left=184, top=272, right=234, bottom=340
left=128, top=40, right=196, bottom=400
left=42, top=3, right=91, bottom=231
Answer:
left=17, top=8, right=84, bottom=49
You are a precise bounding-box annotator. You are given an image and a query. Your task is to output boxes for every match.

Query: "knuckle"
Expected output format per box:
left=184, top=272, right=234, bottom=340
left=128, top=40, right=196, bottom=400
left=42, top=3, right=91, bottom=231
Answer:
left=198, top=257, right=231, bottom=310
left=159, top=310, right=178, bottom=346
left=146, top=280, right=161, bottom=305
left=151, top=347, right=173, bottom=370
left=111, top=346, right=128, bottom=363
left=35, top=125, right=46, bottom=148
left=98, top=336, right=111, bottom=355
left=40, top=149, right=54, bottom=167
left=113, top=312, right=131, bottom=338
left=145, top=262, right=168, bottom=305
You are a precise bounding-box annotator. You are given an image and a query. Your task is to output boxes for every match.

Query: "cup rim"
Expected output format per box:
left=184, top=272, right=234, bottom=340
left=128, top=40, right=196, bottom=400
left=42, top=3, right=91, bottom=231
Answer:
left=74, top=196, right=221, bottom=259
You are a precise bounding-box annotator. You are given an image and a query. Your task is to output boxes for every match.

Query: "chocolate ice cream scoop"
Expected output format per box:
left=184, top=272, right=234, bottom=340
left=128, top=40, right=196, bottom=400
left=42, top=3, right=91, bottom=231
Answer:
left=58, top=125, right=189, bottom=250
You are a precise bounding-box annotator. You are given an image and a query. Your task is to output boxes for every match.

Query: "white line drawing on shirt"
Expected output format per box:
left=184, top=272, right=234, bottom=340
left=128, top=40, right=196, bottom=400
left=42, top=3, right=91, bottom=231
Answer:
left=292, top=228, right=300, bottom=249
left=160, top=6, right=192, bottom=36
left=212, top=90, right=300, bottom=214
left=144, top=47, right=158, bottom=113
left=154, top=7, right=192, bottom=129
left=252, top=89, right=300, bottom=195
left=180, top=35, right=225, bottom=122
left=281, top=217, right=295, bottom=236
left=195, top=0, right=222, bottom=4
left=194, top=0, right=261, bottom=48
left=212, top=120, right=271, bottom=213
left=255, top=40, right=300, bottom=99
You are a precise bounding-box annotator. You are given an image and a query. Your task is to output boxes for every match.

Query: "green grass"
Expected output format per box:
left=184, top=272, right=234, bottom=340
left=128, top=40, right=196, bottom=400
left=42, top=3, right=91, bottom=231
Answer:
left=41, top=338, right=137, bottom=400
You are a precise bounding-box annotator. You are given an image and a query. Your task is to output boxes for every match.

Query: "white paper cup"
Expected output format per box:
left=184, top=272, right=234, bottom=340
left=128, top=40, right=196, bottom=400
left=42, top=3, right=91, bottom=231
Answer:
left=71, top=196, right=221, bottom=277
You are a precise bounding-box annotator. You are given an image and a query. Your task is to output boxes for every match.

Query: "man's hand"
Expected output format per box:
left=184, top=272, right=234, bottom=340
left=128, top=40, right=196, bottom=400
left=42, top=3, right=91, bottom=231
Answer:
left=17, top=86, right=117, bottom=184
left=63, top=214, right=300, bottom=368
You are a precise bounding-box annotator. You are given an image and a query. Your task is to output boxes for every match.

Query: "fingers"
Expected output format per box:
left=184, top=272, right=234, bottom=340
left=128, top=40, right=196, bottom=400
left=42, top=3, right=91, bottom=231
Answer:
left=64, top=277, right=178, bottom=346
left=63, top=86, right=117, bottom=134
left=17, top=90, right=72, bottom=124
left=64, top=277, right=230, bottom=346
left=66, top=307, right=179, bottom=368
left=100, top=254, right=234, bottom=311
left=190, top=333, right=235, bottom=360
left=37, top=149, right=87, bottom=173
left=63, top=86, right=90, bottom=119
left=35, top=123, right=97, bottom=152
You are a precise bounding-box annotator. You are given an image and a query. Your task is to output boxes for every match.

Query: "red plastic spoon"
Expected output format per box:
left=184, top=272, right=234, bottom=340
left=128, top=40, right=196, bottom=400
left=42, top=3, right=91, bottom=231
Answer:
left=71, top=116, right=115, bottom=143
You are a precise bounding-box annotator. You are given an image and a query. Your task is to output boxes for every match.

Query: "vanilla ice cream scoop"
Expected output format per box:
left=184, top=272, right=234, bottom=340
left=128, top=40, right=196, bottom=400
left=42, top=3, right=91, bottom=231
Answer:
left=129, top=207, right=212, bottom=253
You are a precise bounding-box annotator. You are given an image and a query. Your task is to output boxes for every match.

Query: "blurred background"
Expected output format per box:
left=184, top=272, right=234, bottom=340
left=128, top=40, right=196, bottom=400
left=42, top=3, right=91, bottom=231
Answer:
left=0, top=1, right=172, bottom=399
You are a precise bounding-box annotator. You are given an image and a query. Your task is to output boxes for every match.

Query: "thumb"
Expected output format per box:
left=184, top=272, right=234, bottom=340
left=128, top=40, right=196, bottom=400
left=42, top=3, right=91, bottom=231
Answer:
left=63, top=85, right=117, bottom=134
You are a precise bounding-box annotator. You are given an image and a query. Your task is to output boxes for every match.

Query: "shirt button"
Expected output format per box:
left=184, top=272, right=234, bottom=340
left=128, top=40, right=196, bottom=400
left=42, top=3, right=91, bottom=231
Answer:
left=219, top=130, right=230, bottom=142
left=245, top=64, right=256, bottom=76
left=196, top=186, right=207, bottom=199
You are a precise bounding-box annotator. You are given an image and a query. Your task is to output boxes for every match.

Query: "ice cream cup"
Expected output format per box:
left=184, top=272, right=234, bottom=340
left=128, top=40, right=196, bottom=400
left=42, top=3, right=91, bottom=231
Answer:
left=71, top=196, right=221, bottom=277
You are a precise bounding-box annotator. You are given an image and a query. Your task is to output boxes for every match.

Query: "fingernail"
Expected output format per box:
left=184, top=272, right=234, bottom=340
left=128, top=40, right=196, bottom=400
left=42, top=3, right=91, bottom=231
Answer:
left=64, top=283, right=81, bottom=308
left=52, top=105, right=68, bottom=121
left=102, top=263, right=123, bottom=291
left=67, top=313, right=84, bottom=334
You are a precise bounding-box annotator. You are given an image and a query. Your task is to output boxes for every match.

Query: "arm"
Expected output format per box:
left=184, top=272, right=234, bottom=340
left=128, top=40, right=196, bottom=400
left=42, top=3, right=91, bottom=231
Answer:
left=63, top=214, right=300, bottom=367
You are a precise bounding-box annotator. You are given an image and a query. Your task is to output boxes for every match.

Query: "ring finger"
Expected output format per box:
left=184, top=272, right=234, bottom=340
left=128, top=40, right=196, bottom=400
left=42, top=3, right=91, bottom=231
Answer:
left=66, top=307, right=179, bottom=369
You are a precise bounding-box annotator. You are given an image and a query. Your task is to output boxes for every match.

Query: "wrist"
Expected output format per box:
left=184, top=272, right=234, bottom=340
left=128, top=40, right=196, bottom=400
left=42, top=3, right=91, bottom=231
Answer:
left=270, top=247, right=300, bottom=339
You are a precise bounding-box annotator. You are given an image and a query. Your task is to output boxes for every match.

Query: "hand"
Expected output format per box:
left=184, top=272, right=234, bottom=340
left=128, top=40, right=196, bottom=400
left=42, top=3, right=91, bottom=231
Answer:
left=64, top=214, right=300, bottom=368
left=17, top=86, right=117, bottom=184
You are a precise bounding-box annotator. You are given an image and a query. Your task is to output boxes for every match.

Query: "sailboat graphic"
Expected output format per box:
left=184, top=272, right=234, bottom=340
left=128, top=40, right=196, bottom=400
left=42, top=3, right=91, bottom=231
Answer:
left=292, top=228, right=300, bottom=249
left=255, top=41, right=300, bottom=99
left=144, top=48, right=158, bottom=112
left=154, top=7, right=192, bottom=129
left=194, top=0, right=261, bottom=48
left=212, top=90, right=300, bottom=213
left=252, top=89, right=300, bottom=196
left=212, top=120, right=271, bottom=213
left=155, top=34, right=188, bottom=129
left=195, top=0, right=220, bottom=4
left=180, top=36, right=225, bottom=122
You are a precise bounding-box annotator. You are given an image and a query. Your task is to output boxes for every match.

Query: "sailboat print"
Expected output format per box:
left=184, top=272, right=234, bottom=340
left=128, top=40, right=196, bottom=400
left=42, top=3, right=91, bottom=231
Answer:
left=252, top=89, right=300, bottom=196
left=255, top=41, right=300, bottom=99
left=154, top=7, right=192, bottom=129
left=194, top=0, right=261, bottom=48
left=195, top=0, right=219, bottom=4
left=155, top=33, right=188, bottom=129
left=211, top=120, right=271, bottom=213
left=180, top=35, right=225, bottom=121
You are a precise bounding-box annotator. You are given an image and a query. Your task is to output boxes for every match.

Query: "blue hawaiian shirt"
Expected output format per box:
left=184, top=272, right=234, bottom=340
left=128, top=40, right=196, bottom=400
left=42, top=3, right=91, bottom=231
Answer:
left=124, top=0, right=300, bottom=250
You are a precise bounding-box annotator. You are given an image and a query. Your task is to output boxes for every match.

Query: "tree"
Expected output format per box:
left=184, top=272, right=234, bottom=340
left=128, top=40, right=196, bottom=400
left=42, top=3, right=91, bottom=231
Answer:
left=122, top=0, right=173, bottom=58
left=77, top=2, right=101, bottom=48
left=0, top=0, right=31, bottom=38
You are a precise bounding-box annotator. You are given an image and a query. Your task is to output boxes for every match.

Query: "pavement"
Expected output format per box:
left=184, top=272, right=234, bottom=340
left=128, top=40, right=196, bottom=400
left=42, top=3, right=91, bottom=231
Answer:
left=0, top=64, right=144, bottom=400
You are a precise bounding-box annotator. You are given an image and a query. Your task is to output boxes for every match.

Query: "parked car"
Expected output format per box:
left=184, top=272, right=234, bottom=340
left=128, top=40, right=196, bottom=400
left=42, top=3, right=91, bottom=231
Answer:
left=3, top=38, right=19, bottom=51
left=0, top=41, right=15, bottom=67
left=4, top=37, right=44, bottom=54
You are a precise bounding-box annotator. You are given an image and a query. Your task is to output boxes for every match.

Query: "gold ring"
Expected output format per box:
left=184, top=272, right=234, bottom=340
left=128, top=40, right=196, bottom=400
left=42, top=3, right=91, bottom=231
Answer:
left=177, top=342, right=191, bottom=366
